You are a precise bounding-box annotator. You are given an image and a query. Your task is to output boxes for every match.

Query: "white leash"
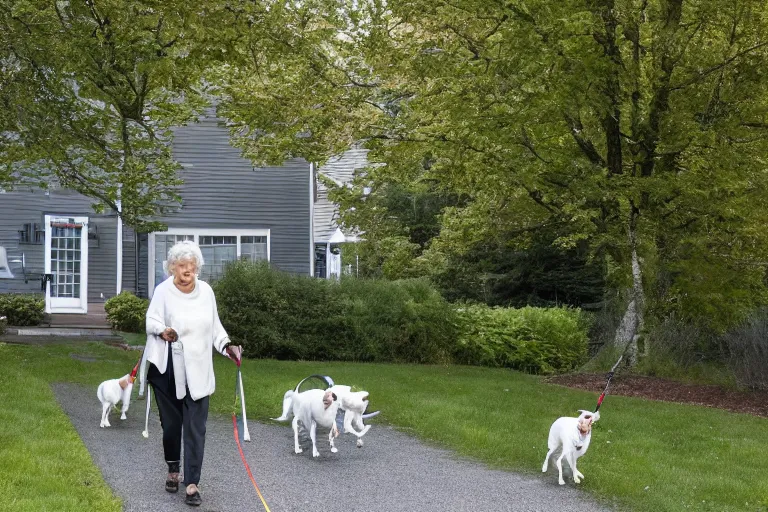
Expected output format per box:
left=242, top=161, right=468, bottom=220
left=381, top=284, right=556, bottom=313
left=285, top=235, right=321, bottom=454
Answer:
left=237, top=365, right=251, bottom=441
left=142, top=386, right=151, bottom=438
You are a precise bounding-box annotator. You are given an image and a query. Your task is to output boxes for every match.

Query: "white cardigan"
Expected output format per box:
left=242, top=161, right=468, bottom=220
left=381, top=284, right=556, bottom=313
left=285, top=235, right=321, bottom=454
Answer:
left=139, top=276, right=231, bottom=401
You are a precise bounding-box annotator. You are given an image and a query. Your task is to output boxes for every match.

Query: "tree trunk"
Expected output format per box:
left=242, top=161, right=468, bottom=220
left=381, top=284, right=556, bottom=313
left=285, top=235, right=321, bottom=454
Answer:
left=613, top=220, right=645, bottom=366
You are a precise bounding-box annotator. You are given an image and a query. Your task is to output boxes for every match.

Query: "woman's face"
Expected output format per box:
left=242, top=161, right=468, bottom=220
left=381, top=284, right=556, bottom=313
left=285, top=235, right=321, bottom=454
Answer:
left=172, top=258, right=197, bottom=286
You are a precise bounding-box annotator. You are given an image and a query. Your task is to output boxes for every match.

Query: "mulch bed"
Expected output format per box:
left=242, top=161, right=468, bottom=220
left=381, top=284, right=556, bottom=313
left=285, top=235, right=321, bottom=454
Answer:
left=546, top=373, right=768, bottom=418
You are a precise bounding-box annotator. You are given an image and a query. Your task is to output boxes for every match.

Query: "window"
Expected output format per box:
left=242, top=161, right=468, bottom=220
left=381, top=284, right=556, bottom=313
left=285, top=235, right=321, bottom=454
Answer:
left=199, top=236, right=237, bottom=281
left=240, top=236, right=268, bottom=262
left=150, top=229, right=270, bottom=294
left=314, top=244, right=327, bottom=278
left=50, top=225, right=82, bottom=298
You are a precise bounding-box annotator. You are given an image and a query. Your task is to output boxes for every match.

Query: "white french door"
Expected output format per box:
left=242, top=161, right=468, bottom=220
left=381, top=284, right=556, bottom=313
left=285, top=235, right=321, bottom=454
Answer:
left=44, top=215, right=89, bottom=313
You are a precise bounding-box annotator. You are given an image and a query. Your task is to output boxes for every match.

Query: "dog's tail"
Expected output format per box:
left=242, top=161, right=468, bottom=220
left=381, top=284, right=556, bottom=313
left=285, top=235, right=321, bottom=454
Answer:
left=272, top=390, right=295, bottom=421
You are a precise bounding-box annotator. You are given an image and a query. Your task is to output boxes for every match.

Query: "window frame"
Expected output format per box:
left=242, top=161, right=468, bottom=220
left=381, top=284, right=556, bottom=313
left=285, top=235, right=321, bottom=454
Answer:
left=148, top=227, right=270, bottom=297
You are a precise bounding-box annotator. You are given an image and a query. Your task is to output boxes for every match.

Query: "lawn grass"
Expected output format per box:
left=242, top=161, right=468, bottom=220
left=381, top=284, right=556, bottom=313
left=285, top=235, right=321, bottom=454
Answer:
left=0, top=343, right=122, bottom=512
left=2, top=341, right=767, bottom=512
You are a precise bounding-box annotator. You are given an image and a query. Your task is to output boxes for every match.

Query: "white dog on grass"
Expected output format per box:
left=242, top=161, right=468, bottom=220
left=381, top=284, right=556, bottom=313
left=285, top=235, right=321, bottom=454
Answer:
left=542, top=410, right=600, bottom=485
left=97, top=374, right=134, bottom=428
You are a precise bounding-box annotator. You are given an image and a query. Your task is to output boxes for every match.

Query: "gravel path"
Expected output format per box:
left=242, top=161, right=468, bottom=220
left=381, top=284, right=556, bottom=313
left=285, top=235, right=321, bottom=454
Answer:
left=54, top=383, right=612, bottom=512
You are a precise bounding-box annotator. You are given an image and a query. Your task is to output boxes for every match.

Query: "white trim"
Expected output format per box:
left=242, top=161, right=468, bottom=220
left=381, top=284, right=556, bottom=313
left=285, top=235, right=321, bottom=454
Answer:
left=309, top=162, right=315, bottom=277
left=44, top=214, right=89, bottom=314
left=148, top=227, right=271, bottom=298
left=48, top=307, right=92, bottom=314
left=116, top=200, right=123, bottom=295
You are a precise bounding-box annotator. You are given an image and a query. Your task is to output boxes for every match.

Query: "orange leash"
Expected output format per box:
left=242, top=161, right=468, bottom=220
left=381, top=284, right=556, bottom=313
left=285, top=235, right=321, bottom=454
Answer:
left=232, top=414, right=272, bottom=512
left=232, top=362, right=271, bottom=512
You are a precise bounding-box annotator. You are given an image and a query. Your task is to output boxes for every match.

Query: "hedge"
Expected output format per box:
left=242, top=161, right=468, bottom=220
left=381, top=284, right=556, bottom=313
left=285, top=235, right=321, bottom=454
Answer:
left=213, top=261, right=456, bottom=364
left=453, top=304, right=590, bottom=374
left=0, top=294, right=45, bottom=326
left=104, top=291, right=149, bottom=333
left=212, top=261, right=590, bottom=374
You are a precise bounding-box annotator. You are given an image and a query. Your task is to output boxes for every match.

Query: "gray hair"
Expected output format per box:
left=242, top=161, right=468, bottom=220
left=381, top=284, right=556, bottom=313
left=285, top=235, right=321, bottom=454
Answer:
left=164, top=240, right=205, bottom=275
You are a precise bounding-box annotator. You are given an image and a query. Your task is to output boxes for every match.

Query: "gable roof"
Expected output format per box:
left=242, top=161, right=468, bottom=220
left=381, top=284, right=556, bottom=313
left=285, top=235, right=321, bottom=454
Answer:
left=314, top=147, right=369, bottom=244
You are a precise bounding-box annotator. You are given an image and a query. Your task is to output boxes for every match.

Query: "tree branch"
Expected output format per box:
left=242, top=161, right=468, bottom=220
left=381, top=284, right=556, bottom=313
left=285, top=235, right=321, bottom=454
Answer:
left=670, top=41, right=768, bottom=91
left=564, top=113, right=606, bottom=167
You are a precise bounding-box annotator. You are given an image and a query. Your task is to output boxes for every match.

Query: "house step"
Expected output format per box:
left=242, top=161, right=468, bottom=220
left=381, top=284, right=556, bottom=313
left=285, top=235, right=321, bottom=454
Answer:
left=8, top=326, right=117, bottom=337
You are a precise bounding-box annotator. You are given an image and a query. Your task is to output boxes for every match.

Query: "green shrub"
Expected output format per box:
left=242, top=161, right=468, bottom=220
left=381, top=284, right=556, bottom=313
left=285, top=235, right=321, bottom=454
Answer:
left=0, top=294, right=45, bottom=326
left=213, top=261, right=456, bottom=364
left=336, top=277, right=456, bottom=363
left=629, top=315, right=734, bottom=387
left=214, top=261, right=588, bottom=370
left=453, top=304, right=589, bottom=374
left=723, top=310, right=768, bottom=390
left=213, top=261, right=335, bottom=360
left=104, top=292, right=149, bottom=333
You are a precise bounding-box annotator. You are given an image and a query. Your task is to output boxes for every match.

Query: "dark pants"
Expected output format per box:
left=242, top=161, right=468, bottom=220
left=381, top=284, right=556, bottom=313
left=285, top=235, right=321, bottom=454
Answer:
left=148, top=345, right=209, bottom=486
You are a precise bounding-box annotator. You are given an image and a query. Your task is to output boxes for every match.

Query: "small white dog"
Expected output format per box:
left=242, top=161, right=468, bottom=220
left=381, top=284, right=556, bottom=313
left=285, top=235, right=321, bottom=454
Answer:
left=97, top=374, right=134, bottom=428
left=275, top=388, right=341, bottom=457
left=327, top=385, right=373, bottom=447
left=274, top=381, right=376, bottom=448
left=542, top=410, right=600, bottom=485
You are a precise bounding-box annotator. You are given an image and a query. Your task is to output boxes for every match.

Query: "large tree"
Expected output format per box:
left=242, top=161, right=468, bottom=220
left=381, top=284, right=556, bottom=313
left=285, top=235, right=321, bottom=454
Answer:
left=0, top=0, right=225, bottom=230
left=217, top=0, right=768, bottom=361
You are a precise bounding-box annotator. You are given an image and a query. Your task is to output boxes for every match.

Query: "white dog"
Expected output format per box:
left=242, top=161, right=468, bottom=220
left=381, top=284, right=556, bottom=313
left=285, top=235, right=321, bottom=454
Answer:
left=275, top=388, right=341, bottom=457
left=274, top=382, right=376, bottom=448
left=327, top=385, right=373, bottom=447
left=542, top=410, right=600, bottom=485
left=97, top=374, right=134, bottom=428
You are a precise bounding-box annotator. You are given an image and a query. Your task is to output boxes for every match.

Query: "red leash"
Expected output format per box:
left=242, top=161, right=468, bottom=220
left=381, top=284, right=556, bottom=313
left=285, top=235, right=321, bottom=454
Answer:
left=232, top=360, right=271, bottom=512
left=232, top=415, right=271, bottom=511
left=129, top=350, right=143, bottom=383
left=595, top=355, right=623, bottom=412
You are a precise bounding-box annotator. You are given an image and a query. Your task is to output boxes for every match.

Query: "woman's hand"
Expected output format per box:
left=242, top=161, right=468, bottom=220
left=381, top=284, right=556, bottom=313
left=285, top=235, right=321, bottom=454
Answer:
left=160, top=327, right=178, bottom=343
left=225, top=345, right=243, bottom=362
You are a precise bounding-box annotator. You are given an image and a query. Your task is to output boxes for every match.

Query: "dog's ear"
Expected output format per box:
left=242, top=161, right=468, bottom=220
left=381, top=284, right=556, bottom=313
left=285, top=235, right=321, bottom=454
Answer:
left=332, top=392, right=338, bottom=401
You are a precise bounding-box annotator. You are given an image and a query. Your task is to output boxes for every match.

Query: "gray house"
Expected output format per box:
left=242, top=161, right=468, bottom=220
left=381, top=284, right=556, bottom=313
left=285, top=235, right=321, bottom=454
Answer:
left=313, top=147, right=368, bottom=279
left=0, top=113, right=318, bottom=314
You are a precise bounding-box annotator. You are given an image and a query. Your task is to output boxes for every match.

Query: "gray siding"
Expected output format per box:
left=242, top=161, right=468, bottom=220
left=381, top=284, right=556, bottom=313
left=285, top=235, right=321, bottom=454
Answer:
left=0, top=187, right=119, bottom=302
left=87, top=216, right=118, bottom=302
left=138, top=233, right=148, bottom=297
left=121, top=226, right=137, bottom=295
left=122, top=230, right=149, bottom=298
left=314, top=148, right=369, bottom=243
left=1, top=114, right=313, bottom=303
left=161, top=115, right=312, bottom=275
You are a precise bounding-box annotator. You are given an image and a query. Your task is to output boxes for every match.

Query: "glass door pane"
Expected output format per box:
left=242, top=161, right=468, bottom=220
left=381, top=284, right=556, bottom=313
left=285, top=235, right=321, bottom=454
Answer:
left=50, top=222, right=83, bottom=299
left=45, top=215, right=88, bottom=313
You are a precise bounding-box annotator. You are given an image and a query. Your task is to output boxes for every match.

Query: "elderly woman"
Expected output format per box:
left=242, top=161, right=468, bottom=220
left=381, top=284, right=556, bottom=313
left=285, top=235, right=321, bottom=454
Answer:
left=141, top=240, right=242, bottom=507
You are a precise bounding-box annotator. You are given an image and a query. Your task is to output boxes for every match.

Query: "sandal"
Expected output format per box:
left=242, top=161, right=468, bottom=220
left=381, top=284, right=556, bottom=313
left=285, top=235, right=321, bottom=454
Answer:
left=185, top=490, right=202, bottom=506
left=165, top=479, right=179, bottom=493
left=165, top=473, right=180, bottom=493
